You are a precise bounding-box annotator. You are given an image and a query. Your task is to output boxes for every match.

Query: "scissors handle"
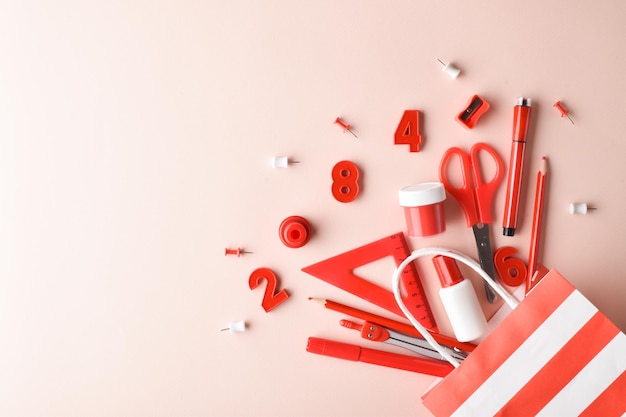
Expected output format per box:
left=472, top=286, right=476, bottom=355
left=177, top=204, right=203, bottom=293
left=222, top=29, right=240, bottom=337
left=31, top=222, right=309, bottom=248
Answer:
left=439, top=147, right=479, bottom=227
left=470, top=143, right=504, bottom=224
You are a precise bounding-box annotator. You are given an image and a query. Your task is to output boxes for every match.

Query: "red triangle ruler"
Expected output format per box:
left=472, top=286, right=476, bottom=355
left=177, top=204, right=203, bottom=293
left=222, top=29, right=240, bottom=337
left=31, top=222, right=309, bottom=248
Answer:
left=302, top=232, right=437, bottom=332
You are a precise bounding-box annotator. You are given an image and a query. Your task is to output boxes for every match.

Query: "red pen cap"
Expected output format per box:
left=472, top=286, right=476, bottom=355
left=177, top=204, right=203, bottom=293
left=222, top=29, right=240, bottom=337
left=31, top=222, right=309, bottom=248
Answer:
left=513, top=97, right=532, bottom=143
left=306, top=337, right=360, bottom=361
left=433, top=255, right=463, bottom=288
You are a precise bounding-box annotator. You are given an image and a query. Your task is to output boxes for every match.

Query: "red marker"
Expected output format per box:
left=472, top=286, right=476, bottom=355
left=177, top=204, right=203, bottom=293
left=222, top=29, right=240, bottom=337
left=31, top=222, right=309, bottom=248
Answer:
left=502, top=97, right=532, bottom=236
left=306, top=337, right=454, bottom=377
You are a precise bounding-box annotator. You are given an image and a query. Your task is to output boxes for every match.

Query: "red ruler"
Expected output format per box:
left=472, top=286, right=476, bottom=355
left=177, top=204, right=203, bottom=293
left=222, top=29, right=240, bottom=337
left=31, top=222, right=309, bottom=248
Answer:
left=302, top=232, right=437, bottom=332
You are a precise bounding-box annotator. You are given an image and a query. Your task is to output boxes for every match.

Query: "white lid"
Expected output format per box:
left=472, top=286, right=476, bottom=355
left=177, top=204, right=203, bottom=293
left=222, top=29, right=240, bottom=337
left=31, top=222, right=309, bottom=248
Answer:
left=569, top=202, right=588, bottom=215
left=399, top=182, right=446, bottom=207
left=443, top=64, right=461, bottom=79
left=272, top=156, right=289, bottom=168
left=228, top=320, right=246, bottom=333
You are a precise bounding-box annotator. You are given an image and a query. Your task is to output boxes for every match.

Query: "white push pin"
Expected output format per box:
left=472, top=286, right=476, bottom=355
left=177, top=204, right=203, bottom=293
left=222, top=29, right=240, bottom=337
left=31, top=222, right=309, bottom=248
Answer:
left=437, top=58, right=461, bottom=79
left=568, top=202, right=597, bottom=215
left=271, top=156, right=299, bottom=168
left=221, top=320, right=246, bottom=333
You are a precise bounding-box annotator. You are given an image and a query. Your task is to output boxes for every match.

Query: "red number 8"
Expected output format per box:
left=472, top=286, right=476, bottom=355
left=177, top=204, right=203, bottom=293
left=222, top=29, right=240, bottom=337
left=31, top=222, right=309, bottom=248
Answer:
left=331, top=160, right=360, bottom=203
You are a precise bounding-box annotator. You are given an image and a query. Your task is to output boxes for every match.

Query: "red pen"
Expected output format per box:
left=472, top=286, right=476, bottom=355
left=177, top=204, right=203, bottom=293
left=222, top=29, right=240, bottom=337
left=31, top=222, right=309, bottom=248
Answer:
left=306, top=337, right=454, bottom=377
left=503, top=97, right=532, bottom=236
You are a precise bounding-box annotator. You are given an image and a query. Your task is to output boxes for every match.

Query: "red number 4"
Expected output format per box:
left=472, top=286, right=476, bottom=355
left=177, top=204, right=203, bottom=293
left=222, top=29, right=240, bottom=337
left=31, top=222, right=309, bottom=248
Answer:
left=394, top=110, right=421, bottom=152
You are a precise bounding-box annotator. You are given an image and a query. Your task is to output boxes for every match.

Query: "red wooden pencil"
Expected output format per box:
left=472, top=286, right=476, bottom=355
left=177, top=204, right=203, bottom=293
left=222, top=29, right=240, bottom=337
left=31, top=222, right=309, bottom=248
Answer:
left=526, top=156, right=548, bottom=293
left=309, top=297, right=476, bottom=352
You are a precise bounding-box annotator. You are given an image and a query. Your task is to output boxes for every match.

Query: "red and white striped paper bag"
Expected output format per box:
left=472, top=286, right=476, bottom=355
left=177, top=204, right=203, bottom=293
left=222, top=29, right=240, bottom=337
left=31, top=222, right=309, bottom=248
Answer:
left=422, top=269, right=626, bottom=417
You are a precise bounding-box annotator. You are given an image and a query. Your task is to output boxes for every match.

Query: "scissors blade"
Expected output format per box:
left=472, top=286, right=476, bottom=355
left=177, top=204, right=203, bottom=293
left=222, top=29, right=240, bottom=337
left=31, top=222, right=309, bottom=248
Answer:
left=472, top=223, right=498, bottom=303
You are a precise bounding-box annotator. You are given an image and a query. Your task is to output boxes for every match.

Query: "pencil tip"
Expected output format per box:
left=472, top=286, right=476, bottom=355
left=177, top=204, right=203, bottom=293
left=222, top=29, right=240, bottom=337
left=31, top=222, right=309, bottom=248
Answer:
left=540, top=156, right=548, bottom=174
left=308, top=297, right=326, bottom=306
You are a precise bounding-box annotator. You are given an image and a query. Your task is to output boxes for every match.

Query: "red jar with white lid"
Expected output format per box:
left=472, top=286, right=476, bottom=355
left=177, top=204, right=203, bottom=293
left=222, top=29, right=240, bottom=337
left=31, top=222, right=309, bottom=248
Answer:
left=399, top=182, right=446, bottom=238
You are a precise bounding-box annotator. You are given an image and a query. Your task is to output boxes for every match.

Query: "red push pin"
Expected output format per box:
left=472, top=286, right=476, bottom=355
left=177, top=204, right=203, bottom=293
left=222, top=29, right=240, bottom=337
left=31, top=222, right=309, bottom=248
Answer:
left=224, top=247, right=253, bottom=257
left=553, top=101, right=574, bottom=125
left=334, top=117, right=358, bottom=138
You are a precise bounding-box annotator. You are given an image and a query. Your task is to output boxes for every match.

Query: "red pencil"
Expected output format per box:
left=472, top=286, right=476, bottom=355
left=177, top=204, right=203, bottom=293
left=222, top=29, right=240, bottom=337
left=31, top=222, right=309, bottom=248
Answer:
left=309, top=297, right=476, bottom=352
left=526, top=156, right=548, bottom=293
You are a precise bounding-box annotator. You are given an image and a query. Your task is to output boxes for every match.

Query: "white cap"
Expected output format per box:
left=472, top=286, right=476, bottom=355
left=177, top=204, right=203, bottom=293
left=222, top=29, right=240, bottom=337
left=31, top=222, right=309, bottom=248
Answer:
left=224, top=320, right=246, bottom=333
left=399, top=182, right=446, bottom=207
left=272, top=156, right=289, bottom=168
left=569, top=202, right=590, bottom=215
left=443, top=63, right=461, bottom=79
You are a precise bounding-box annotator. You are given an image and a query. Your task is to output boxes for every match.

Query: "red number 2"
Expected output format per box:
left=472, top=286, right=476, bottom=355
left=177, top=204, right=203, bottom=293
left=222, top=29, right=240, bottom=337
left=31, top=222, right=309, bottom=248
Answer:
left=394, top=110, right=421, bottom=152
left=248, top=268, right=289, bottom=312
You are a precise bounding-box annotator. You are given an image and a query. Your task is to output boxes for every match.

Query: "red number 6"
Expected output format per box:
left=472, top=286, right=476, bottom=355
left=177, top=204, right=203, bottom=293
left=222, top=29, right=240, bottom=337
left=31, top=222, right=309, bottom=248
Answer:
left=249, top=268, right=289, bottom=312
left=493, top=246, right=527, bottom=287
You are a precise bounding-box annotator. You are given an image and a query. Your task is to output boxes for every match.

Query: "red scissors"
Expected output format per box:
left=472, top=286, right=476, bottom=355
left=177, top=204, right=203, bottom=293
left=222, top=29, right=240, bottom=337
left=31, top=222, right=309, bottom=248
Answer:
left=439, top=142, right=504, bottom=303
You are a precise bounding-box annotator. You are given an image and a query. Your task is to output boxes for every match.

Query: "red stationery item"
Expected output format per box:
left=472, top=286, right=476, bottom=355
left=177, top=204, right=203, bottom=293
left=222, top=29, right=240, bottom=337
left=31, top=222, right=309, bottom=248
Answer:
left=333, top=117, right=358, bottom=138
left=394, top=110, right=421, bottom=152
left=456, top=94, right=490, bottom=129
left=502, top=97, right=532, bottom=236
left=553, top=100, right=574, bottom=124
left=306, top=337, right=454, bottom=377
left=278, top=216, right=311, bottom=248
left=493, top=246, right=527, bottom=287
left=398, top=182, right=447, bottom=238
left=302, top=232, right=437, bottom=331
left=439, top=142, right=504, bottom=303
left=248, top=268, right=289, bottom=312
left=309, top=297, right=475, bottom=353
left=526, top=156, right=548, bottom=292
left=421, top=269, right=626, bottom=416
left=433, top=256, right=488, bottom=342
left=224, top=247, right=252, bottom=257
left=331, top=160, right=360, bottom=203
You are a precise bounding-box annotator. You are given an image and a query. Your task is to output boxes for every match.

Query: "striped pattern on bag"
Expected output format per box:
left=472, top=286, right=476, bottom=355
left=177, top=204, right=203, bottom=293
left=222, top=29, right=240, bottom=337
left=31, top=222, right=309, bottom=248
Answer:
left=422, top=270, right=626, bottom=417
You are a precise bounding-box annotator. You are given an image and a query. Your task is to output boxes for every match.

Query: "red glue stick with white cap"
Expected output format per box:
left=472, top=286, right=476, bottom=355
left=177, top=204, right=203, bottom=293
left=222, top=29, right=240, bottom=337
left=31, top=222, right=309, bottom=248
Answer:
left=433, top=255, right=488, bottom=342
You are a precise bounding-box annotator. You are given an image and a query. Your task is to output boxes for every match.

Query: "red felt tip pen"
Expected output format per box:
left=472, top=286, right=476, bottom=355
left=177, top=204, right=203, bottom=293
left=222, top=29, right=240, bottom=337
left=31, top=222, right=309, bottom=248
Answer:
left=502, top=97, right=532, bottom=236
left=306, top=337, right=454, bottom=377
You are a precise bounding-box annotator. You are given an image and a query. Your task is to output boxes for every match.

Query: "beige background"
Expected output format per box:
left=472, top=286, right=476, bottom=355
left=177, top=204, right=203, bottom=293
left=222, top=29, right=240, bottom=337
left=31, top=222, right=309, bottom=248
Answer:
left=1, top=1, right=625, bottom=416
